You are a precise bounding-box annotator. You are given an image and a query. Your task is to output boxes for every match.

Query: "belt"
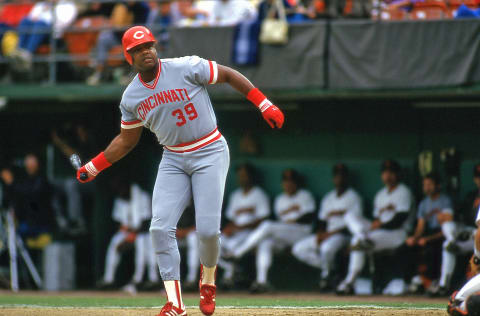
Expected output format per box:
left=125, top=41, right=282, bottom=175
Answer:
left=164, top=128, right=222, bottom=153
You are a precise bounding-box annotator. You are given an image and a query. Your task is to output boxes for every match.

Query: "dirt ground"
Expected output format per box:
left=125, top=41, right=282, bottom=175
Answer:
left=0, top=308, right=447, bottom=316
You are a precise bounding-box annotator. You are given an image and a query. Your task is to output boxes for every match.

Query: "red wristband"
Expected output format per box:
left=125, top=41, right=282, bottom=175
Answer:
left=85, top=152, right=112, bottom=177
left=247, top=88, right=272, bottom=112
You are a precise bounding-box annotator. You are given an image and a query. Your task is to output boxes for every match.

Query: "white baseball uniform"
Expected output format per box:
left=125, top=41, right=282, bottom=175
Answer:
left=233, top=189, right=315, bottom=284
left=219, top=186, right=270, bottom=280
left=292, top=188, right=362, bottom=279
left=341, top=183, right=413, bottom=287
left=454, top=207, right=480, bottom=310
left=119, top=56, right=229, bottom=281
left=102, top=184, right=158, bottom=285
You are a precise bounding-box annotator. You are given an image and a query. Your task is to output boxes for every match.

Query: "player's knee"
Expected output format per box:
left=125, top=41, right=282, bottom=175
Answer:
left=197, top=228, right=220, bottom=243
left=149, top=221, right=176, bottom=252
left=291, top=242, right=301, bottom=257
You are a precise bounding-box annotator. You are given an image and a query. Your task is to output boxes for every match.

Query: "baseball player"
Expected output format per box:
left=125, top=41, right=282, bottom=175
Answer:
left=98, top=182, right=158, bottom=291
left=291, top=163, right=362, bottom=291
left=231, top=169, right=315, bottom=292
left=440, top=164, right=480, bottom=297
left=405, top=173, right=456, bottom=296
left=76, top=26, right=284, bottom=316
left=448, top=207, right=480, bottom=316
left=336, top=159, right=413, bottom=295
left=218, top=163, right=270, bottom=288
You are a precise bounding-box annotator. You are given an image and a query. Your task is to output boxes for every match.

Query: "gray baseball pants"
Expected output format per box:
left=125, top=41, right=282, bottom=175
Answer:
left=150, top=137, right=229, bottom=281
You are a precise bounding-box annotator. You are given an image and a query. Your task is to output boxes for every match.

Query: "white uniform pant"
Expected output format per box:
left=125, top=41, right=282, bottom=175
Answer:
left=233, top=220, right=311, bottom=284
left=344, top=228, right=407, bottom=285
left=439, top=223, right=475, bottom=288
left=103, top=231, right=158, bottom=284
left=292, top=233, right=349, bottom=278
left=218, top=230, right=252, bottom=280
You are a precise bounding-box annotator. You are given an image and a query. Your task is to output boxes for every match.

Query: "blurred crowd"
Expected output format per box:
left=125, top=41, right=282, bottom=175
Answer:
left=0, top=0, right=476, bottom=84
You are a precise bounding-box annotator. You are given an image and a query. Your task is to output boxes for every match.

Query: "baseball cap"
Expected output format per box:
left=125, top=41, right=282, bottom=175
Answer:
left=381, top=159, right=401, bottom=174
left=474, top=163, right=480, bottom=177
left=333, top=163, right=348, bottom=176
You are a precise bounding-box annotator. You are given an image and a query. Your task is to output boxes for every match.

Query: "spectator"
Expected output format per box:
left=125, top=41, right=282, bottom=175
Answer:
left=336, top=159, right=413, bottom=295
left=209, top=0, right=257, bottom=26
left=231, top=169, right=315, bottom=293
left=175, top=203, right=199, bottom=291
left=0, top=154, right=55, bottom=249
left=0, top=0, right=34, bottom=56
left=218, top=163, right=270, bottom=289
left=258, top=0, right=313, bottom=23
left=170, top=0, right=210, bottom=27
left=97, top=181, right=158, bottom=292
left=292, top=163, right=363, bottom=291
left=86, top=1, right=150, bottom=85
left=405, top=173, right=456, bottom=296
left=50, top=122, right=97, bottom=235
left=11, top=0, right=77, bottom=71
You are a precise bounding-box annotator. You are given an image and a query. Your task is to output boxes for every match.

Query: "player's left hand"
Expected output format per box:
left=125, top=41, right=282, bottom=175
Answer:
left=262, top=105, right=284, bottom=129
left=77, top=166, right=95, bottom=183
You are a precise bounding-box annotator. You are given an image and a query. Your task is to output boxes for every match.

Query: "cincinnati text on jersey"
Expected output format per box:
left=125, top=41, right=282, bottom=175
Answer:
left=137, top=88, right=192, bottom=120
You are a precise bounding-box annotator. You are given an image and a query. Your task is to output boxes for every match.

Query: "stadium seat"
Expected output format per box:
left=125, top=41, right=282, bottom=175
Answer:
left=379, top=8, right=409, bottom=20
left=411, top=0, right=448, bottom=19
left=63, top=16, right=109, bottom=67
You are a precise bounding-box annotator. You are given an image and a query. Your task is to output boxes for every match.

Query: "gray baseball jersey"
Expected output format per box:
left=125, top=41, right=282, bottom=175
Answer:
left=119, top=56, right=219, bottom=148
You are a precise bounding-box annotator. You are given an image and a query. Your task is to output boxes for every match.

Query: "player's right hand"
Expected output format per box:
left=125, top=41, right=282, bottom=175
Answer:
left=262, top=105, right=284, bottom=129
left=77, top=165, right=95, bottom=183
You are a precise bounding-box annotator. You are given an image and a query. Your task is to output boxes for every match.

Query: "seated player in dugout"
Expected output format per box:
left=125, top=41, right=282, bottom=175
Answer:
left=97, top=180, right=158, bottom=292
left=218, top=163, right=270, bottom=289
left=75, top=26, right=284, bottom=316
left=230, top=169, right=316, bottom=293
left=405, top=173, right=456, bottom=296
left=292, top=163, right=363, bottom=291
left=448, top=205, right=480, bottom=316
left=336, top=159, right=414, bottom=295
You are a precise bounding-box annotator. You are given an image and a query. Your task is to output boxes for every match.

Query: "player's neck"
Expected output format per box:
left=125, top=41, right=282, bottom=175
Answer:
left=242, top=185, right=253, bottom=194
left=138, top=61, right=159, bottom=83
left=429, top=192, right=440, bottom=200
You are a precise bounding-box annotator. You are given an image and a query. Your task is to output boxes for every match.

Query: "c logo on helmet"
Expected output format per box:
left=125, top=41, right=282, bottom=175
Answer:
left=133, top=31, right=145, bottom=39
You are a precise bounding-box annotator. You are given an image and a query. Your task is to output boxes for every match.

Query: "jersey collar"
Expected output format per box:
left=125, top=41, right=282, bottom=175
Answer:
left=139, top=59, right=161, bottom=90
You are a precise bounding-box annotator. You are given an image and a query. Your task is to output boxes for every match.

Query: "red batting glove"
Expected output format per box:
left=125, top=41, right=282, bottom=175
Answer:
left=77, top=166, right=95, bottom=183
left=247, top=88, right=285, bottom=129
left=76, top=152, right=112, bottom=183
left=262, top=105, right=284, bottom=129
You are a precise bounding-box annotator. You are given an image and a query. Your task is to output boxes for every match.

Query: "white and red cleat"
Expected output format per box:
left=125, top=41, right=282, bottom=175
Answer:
left=199, top=265, right=216, bottom=315
left=199, top=284, right=216, bottom=315
left=157, top=302, right=187, bottom=316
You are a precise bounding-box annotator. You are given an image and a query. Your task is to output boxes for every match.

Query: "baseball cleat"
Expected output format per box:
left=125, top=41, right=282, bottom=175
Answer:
left=199, top=284, right=216, bottom=315
left=336, top=281, right=354, bottom=295
left=157, top=302, right=187, bottom=316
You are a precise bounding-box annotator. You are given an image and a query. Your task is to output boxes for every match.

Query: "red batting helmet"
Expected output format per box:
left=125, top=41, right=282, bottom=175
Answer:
left=122, top=26, right=156, bottom=65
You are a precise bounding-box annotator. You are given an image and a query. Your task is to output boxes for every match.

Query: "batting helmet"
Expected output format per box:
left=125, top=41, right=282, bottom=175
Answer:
left=122, top=26, right=156, bottom=65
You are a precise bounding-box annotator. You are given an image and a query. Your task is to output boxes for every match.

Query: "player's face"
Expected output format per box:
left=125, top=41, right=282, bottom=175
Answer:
left=282, top=179, right=298, bottom=195
left=423, top=178, right=436, bottom=196
left=237, top=167, right=251, bottom=188
left=474, top=176, right=480, bottom=189
left=381, top=170, right=398, bottom=187
left=129, top=42, right=158, bottom=72
left=333, top=174, right=347, bottom=188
